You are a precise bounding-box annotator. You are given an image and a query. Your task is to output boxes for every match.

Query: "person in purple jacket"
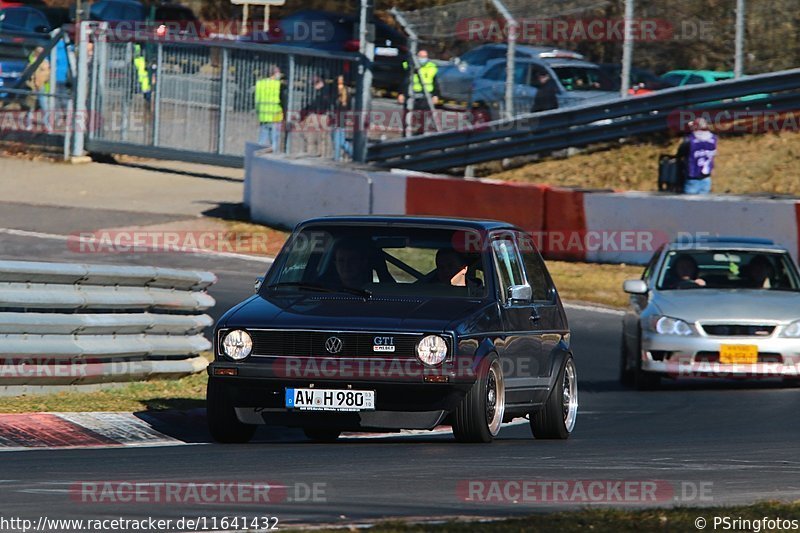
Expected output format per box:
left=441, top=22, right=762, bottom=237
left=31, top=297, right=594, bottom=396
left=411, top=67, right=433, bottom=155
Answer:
left=676, top=117, right=718, bottom=194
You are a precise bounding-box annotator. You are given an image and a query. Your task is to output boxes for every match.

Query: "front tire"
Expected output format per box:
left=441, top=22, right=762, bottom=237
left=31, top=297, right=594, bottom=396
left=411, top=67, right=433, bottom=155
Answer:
left=634, top=339, right=661, bottom=390
left=452, top=355, right=506, bottom=443
left=531, top=356, right=577, bottom=439
left=619, top=332, right=634, bottom=387
left=207, top=378, right=257, bottom=444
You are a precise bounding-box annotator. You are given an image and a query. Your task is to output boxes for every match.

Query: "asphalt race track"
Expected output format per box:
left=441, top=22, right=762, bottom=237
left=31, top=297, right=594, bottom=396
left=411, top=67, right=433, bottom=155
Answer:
left=2, top=212, right=800, bottom=528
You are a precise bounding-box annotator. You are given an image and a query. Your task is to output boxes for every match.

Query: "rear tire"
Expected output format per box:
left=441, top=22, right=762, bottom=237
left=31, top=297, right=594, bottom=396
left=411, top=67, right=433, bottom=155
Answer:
left=303, top=428, right=341, bottom=442
left=531, top=356, right=577, bottom=439
left=452, top=355, right=505, bottom=443
left=207, top=378, right=256, bottom=444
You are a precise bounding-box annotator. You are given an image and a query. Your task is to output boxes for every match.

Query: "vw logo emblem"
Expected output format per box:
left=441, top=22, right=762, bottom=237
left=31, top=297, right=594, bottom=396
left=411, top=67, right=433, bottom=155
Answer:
left=325, top=336, right=343, bottom=354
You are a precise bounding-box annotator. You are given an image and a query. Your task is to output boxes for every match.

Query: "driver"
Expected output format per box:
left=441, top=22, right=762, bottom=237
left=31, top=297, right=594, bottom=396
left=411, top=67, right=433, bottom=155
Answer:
left=667, top=254, right=706, bottom=289
left=333, top=240, right=372, bottom=288
left=435, top=248, right=468, bottom=286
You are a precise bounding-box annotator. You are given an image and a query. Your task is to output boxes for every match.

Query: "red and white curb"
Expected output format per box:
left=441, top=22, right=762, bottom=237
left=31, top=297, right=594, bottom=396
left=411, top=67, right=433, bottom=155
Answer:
left=0, top=412, right=530, bottom=451
left=0, top=412, right=185, bottom=452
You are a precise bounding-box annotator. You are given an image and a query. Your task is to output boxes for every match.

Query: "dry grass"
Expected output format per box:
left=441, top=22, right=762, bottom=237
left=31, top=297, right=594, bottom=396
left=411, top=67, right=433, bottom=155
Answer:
left=547, top=260, right=641, bottom=309
left=0, top=372, right=208, bottom=413
left=489, top=131, right=800, bottom=196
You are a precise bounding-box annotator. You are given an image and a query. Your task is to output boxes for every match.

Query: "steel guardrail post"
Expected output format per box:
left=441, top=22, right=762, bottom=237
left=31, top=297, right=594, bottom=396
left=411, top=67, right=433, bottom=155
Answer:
left=217, top=47, right=229, bottom=154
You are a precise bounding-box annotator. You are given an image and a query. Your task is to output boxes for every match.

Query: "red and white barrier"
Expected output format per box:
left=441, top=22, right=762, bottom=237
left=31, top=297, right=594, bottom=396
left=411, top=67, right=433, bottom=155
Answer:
left=244, top=152, right=800, bottom=265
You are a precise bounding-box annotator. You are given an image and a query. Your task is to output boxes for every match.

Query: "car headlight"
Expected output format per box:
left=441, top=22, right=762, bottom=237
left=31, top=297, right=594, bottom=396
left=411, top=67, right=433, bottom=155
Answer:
left=222, top=329, right=252, bottom=360
left=781, top=320, right=800, bottom=338
left=655, top=316, right=694, bottom=336
left=416, top=335, right=448, bottom=366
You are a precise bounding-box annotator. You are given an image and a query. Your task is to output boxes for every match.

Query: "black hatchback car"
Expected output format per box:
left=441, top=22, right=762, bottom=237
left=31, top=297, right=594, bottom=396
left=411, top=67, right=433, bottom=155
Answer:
left=208, top=216, right=577, bottom=443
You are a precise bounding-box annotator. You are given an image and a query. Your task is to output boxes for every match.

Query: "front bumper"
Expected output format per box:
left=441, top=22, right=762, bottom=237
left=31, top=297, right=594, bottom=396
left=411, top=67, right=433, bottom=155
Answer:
left=641, top=331, right=800, bottom=378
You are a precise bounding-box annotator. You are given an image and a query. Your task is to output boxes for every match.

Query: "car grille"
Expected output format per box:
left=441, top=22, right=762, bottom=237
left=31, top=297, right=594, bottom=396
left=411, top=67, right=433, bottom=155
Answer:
left=228, top=330, right=427, bottom=359
left=700, top=324, right=776, bottom=337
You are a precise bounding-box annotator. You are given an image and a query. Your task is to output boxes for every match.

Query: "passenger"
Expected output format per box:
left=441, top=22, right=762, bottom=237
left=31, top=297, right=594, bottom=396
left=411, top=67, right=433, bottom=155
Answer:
left=332, top=240, right=372, bottom=288
left=435, top=248, right=468, bottom=286
left=743, top=255, right=774, bottom=289
left=666, top=254, right=706, bottom=289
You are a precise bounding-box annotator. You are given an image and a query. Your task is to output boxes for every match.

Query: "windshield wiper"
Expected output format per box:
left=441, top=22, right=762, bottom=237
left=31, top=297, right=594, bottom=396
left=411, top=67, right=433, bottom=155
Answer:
left=266, top=282, right=372, bottom=299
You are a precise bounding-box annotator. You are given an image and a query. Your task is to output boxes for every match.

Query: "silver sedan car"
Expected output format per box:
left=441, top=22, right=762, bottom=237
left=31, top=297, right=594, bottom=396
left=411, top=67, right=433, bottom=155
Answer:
left=620, top=237, right=800, bottom=389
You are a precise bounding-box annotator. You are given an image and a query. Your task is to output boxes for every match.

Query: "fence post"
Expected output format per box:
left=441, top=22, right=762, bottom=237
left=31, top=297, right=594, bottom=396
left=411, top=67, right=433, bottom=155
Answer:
left=71, top=22, right=90, bottom=158
left=217, top=47, right=229, bottom=154
left=153, top=42, right=162, bottom=146
left=491, top=0, right=516, bottom=119
left=284, top=53, right=295, bottom=154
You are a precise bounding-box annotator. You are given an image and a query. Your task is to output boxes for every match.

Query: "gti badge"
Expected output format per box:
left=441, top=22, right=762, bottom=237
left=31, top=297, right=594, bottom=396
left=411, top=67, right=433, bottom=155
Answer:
left=373, top=336, right=396, bottom=352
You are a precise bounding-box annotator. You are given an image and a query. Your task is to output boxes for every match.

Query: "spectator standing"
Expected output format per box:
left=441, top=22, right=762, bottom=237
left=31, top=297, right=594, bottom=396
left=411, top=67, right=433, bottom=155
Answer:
left=255, top=65, right=285, bottom=152
left=677, top=117, right=717, bottom=195
left=26, top=46, right=51, bottom=113
left=332, top=75, right=351, bottom=161
left=399, top=49, right=439, bottom=135
left=300, top=75, right=333, bottom=156
left=531, top=70, right=558, bottom=113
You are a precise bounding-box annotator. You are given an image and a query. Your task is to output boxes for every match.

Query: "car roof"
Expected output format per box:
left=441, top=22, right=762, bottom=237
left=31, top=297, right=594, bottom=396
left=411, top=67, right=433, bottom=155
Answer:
left=469, top=43, right=584, bottom=60
left=297, top=215, right=519, bottom=232
left=667, top=236, right=787, bottom=253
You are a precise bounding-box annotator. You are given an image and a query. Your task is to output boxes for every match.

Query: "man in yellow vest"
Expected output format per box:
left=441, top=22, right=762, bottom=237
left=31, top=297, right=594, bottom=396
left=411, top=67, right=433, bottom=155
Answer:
left=398, top=50, right=439, bottom=135
left=255, top=65, right=285, bottom=151
left=133, top=44, right=151, bottom=102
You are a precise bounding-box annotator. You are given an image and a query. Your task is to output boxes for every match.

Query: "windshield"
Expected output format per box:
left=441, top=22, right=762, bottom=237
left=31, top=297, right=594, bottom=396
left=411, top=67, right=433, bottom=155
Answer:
left=265, top=225, right=488, bottom=299
left=656, top=250, right=800, bottom=291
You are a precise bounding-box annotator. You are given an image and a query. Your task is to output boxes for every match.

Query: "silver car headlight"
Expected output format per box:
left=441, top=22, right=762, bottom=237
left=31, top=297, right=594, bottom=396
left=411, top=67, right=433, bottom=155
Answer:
left=781, top=320, right=800, bottom=338
left=416, top=335, right=448, bottom=366
left=655, top=316, right=695, bottom=336
left=222, top=329, right=253, bottom=360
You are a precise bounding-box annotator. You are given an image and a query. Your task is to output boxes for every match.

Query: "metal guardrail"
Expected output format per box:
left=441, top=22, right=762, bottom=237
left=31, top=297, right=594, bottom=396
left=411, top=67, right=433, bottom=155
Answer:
left=0, top=260, right=216, bottom=389
left=366, top=68, right=800, bottom=172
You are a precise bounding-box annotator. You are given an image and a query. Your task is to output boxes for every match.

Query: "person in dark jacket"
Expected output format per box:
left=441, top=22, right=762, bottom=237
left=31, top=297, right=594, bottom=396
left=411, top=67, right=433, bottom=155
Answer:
left=300, top=75, right=334, bottom=156
left=532, top=70, right=559, bottom=113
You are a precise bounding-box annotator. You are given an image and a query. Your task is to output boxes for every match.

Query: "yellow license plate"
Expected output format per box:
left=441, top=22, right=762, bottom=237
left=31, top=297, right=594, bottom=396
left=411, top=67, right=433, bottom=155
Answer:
left=719, top=344, right=758, bottom=364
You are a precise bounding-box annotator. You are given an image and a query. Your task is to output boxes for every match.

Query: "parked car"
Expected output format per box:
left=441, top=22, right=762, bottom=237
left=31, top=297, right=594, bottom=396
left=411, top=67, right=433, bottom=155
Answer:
left=0, top=6, right=51, bottom=34
left=83, top=0, right=206, bottom=40
left=468, top=57, right=617, bottom=121
left=660, top=69, right=734, bottom=87
left=39, top=6, right=70, bottom=31
left=438, top=43, right=584, bottom=103
left=598, top=63, right=676, bottom=94
left=208, top=216, right=577, bottom=443
left=268, top=10, right=407, bottom=91
left=621, top=236, right=800, bottom=389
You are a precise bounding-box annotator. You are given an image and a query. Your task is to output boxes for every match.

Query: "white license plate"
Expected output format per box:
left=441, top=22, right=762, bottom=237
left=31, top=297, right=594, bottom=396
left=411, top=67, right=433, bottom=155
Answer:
left=285, top=388, right=375, bottom=412
left=375, top=46, right=399, bottom=57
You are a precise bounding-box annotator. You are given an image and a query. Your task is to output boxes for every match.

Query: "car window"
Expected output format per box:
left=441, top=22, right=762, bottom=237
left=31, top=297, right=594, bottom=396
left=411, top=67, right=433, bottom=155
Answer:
left=660, top=73, right=685, bottom=86
left=266, top=225, right=488, bottom=299
left=460, top=47, right=493, bottom=66
left=685, top=74, right=706, bottom=85
left=641, top=246, right=664, bottom=283
left=517, top=232, right=554, bottom=303
left=29, top=10, right=48, bottom=30
left=491, top=236, right=525, bottom=301
left=552, top=66, right=604, bottom=91
left=656, top=250, right=800, bottom=291
left=484, top=63, right=527, bottom=83
left=0, top=9, right=29, bottom=28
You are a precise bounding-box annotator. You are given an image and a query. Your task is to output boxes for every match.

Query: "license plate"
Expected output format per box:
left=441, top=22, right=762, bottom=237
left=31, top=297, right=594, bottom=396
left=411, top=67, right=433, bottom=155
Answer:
left=375, top=46, right=399, bottom=57
left=285, top=388, right=375, bottom=412
left=719, top=344, right=758, bottom=364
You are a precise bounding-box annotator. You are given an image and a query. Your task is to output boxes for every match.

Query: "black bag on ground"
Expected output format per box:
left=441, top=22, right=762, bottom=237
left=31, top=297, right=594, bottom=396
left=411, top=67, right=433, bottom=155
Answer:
left=658, top=154, right=683, bottom=192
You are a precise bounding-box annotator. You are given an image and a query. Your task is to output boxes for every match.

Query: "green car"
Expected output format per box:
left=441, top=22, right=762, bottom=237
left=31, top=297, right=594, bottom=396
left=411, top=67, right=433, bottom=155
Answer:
left=661, top=70, right=766, bottom=102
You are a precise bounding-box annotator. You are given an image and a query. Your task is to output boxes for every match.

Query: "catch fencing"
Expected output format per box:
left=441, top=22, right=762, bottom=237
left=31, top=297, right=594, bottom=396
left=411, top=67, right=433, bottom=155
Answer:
left=0, top=260, right=216, bottom=392
left=81, top=23, right=362, bottom=166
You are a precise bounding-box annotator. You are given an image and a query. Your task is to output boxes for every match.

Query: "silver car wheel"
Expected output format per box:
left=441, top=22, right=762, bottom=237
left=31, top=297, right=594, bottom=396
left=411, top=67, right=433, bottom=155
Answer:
left=486, top=359, right=506, bottom=436
left=562, top=358, right=578, bottom=433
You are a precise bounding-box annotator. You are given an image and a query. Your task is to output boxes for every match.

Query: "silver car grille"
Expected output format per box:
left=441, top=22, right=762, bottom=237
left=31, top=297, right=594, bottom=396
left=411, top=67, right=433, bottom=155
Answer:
left=700, top=324, right=775, bottom=337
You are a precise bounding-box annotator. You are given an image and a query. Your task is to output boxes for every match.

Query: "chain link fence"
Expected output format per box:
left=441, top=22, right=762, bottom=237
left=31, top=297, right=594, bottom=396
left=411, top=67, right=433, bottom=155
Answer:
left=85, top=26, right=361, bottom=162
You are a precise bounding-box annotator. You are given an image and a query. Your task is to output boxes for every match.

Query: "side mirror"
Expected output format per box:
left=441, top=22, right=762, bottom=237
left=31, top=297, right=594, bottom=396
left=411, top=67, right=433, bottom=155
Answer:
left=451, top=56, right=460, bottom=65
left=35, top=25, right=50, bottom=33
left=623, top=279, right=648, bottom=295
left=254, top=276, right=264, bottom=293
left=507, top=284, right=532, bottom=304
